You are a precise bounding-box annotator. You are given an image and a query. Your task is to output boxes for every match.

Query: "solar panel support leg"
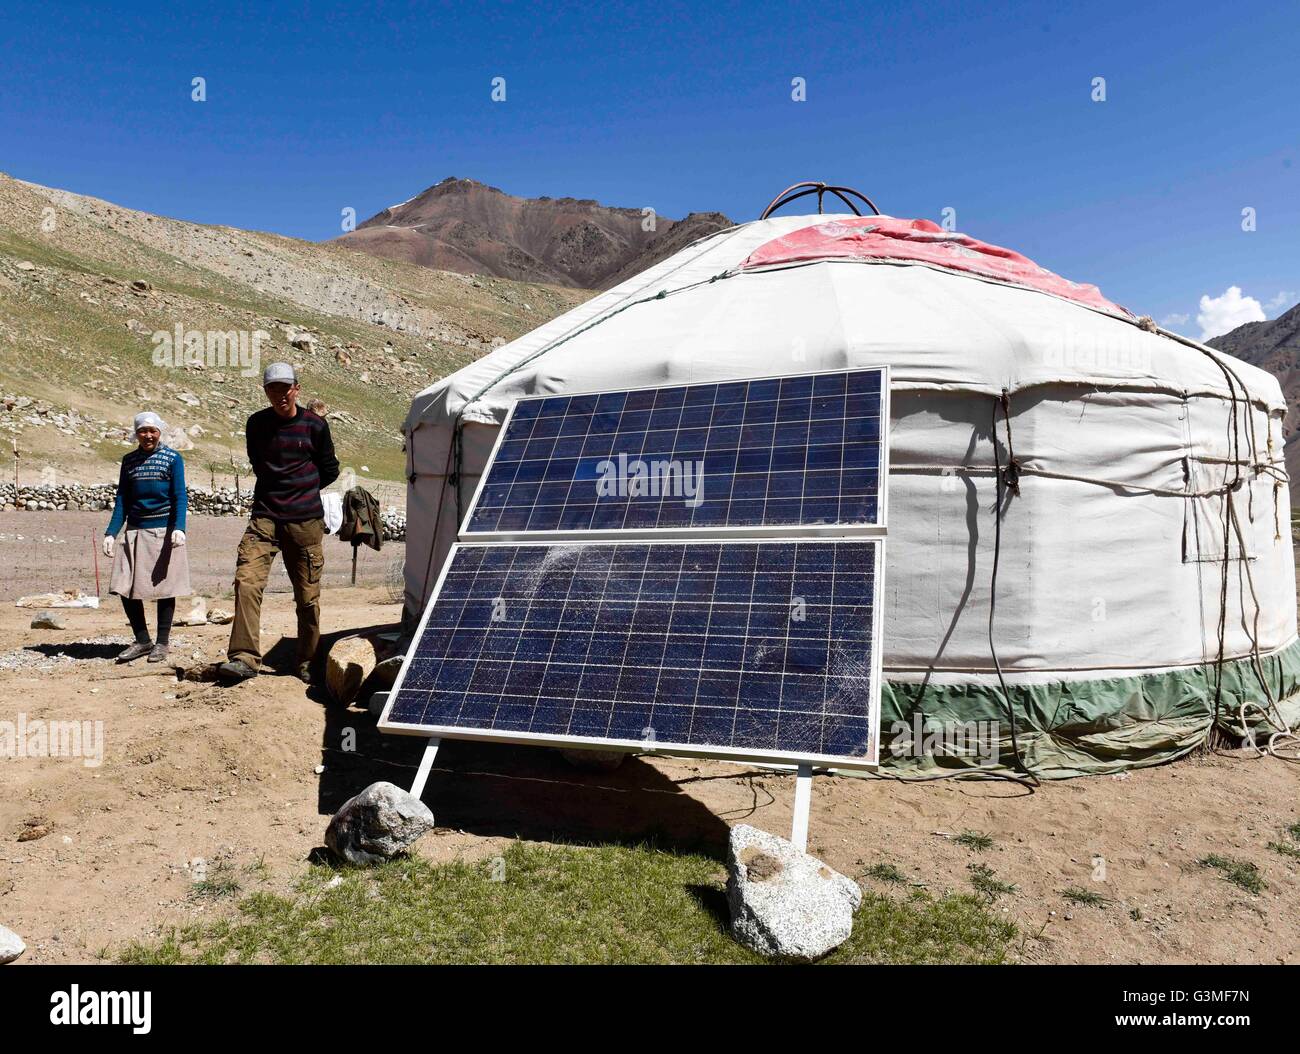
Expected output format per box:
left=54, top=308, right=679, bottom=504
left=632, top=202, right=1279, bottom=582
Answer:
left=791, top=764, right=813, bottom=852
left=410, top=737, right=441, bottom=801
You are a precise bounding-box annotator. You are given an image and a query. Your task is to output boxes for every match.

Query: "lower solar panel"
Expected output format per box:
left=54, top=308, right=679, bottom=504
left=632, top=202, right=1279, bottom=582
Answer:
left=380, top=538, right=882, bottom=768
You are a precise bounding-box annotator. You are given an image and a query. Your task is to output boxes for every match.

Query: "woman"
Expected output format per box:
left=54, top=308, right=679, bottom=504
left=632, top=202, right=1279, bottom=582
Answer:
left=102, top=412, right=190, bottom=663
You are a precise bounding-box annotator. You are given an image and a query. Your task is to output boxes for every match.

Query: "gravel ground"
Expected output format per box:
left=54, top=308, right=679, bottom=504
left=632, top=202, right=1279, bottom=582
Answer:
left=0, top=510, right=405, bottom=602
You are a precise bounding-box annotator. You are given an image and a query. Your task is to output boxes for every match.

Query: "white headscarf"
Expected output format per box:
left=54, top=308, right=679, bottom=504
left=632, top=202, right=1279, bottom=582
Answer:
left=133, top=411, right=166, bottom=433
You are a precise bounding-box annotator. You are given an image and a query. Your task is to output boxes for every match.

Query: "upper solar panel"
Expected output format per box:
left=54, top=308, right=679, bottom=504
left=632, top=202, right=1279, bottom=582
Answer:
left=462, top=367, right=887, bottom=536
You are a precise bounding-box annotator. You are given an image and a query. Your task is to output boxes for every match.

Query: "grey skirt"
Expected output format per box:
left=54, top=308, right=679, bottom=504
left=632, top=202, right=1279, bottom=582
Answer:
left=109, top=527, right=192, bottom=600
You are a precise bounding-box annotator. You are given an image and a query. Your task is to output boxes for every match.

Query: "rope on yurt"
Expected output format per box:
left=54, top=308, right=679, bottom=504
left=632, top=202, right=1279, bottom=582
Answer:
left=1225, top=495, right=1300, bottom=761
left=891, top=462, right=1278, bottom=499
left=988, top=390, right=1038, bottom=785
left=1185, top=336, right=1298, bottom=760
left=1151, top=331, right=1300, bottom=760
left=1199, top=343, right=1253, bottom=747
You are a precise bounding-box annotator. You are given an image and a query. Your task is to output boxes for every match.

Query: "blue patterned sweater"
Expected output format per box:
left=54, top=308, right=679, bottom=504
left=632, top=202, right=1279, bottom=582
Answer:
left=105, top=445, right=188, bottom=535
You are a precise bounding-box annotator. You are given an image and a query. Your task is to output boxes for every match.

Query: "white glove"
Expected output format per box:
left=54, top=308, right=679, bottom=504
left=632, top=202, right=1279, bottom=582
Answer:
left=171, top=530, right=186, bottom=547
left=102, top=535, right=115, bottom=558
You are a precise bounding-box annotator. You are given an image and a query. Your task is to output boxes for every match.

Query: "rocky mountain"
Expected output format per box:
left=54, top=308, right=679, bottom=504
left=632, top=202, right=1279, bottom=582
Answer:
left=335, top=177, right=734, bottom=290
left=0, top=173, right=589, bottom=489
left=1208, top=303, right=1300, bottom=501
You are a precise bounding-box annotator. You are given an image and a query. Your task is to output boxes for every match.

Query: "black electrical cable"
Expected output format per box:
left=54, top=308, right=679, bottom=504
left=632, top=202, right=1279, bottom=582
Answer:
left=990, top=393, right=1038, bottom=784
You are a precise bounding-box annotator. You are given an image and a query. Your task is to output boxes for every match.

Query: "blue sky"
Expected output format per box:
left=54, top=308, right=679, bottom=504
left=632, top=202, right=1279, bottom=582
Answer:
left=2, top=0, right=1296, bottom=337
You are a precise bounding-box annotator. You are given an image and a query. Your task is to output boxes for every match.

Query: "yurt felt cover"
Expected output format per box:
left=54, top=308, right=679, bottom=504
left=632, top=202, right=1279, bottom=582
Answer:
left=400, top=212, right=1299, bottom=778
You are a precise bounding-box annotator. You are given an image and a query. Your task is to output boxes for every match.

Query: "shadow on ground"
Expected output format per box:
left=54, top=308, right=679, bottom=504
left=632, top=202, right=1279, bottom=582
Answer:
left=26, top=640, right=124, bottom=660
left=299, top=620, right=733, bottom=857
left=318, top=729, right=734, bottom=858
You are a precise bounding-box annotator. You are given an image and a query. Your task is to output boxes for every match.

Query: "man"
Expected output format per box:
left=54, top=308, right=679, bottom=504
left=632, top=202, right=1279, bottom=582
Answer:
left=219, top=363, right=339, bottom=685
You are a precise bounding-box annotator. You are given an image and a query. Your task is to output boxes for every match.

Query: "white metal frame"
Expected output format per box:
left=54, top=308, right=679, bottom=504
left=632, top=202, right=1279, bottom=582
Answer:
left=379, top=535, right=885, bottom=773
left=457, top=365, right=891, bottom=543
left=791, top=764, right=814, bottom=851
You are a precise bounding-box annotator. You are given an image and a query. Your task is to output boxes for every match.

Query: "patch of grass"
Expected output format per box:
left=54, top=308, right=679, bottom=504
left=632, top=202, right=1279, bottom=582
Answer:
left=954, top=830, right=994, bottom=852
left=119, top=841, right=1016, bottom=965
left=1267, top=841, right=1300, bottom=860
left=862, top=862, right=907, bottom=884
left=190, top=860, right=242, bottom=901
left=967, top=862, right=1017, bottom=901
left=1199, top=854, right=1266, bottom=895
left=1062, top=886, right=1111, bottom=907
left=1284, top=820, right=1300, bottom=843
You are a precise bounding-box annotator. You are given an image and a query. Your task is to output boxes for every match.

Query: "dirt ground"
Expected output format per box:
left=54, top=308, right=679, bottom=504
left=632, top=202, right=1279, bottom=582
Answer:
left=0, top=538, right=1297, bottom=964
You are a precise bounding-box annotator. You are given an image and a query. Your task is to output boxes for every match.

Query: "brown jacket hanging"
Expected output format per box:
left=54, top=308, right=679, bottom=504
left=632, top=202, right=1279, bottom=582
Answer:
left=338, top=486, right=384, bottom=552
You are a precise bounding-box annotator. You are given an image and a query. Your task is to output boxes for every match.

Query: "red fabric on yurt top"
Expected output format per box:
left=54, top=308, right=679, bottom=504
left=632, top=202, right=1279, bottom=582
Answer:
left=740, top=217, right=1134, bottom=319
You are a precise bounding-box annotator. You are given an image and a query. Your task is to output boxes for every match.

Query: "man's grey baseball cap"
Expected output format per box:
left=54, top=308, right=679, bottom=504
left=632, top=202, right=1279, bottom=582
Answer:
left=263, top=362, right=297, bottom=386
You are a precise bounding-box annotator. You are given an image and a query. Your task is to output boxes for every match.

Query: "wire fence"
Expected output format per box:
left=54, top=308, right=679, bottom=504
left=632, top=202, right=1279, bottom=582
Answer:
left=0, top=511, right=407, bottom=603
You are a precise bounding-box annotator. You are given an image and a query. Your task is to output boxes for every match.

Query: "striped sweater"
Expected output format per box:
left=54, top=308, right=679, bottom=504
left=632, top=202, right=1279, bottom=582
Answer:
left=245, top=406, right=340, bottom=522
left=105, top=445, right=188, bottom=535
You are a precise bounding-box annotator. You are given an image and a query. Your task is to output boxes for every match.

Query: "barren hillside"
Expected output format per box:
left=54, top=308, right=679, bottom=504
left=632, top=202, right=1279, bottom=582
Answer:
left=336, top=176, right=734, bottom=290
left=0, top=173, right=589, bottom=489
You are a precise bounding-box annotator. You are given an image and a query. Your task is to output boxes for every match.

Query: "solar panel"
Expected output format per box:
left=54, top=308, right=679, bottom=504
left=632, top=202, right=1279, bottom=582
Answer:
left=380, top=538, right=882, bottom=768
left=462, top=367, right=887, bottom=537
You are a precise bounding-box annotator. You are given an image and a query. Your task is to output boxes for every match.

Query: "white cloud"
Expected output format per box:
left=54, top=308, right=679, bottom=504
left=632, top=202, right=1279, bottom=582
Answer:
left=1197, top=286, right=1265, bottom=341
left=1160, top=312, right=1190, bottom=328
left=1265, top=290, right=1296, bottom=312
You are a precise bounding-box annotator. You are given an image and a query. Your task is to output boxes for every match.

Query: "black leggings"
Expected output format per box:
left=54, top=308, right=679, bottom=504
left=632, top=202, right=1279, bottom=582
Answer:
left=121, top=596, right=176, bottom=645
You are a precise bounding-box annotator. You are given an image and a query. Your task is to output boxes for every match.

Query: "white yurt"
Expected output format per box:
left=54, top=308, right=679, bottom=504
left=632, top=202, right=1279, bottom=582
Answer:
left=399, top=183, right=1300, bottom=777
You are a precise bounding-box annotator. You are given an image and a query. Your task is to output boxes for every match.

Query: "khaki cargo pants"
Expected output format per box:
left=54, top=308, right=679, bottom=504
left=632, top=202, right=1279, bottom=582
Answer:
left=227, top=516, right=325, bottom=674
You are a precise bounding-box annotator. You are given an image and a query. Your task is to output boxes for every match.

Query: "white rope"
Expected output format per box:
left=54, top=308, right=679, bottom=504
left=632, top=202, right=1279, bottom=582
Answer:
left=890, top=461, right=1288, bottom=499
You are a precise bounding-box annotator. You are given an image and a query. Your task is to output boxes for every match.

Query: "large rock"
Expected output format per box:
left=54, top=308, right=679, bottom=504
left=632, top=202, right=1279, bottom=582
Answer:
left=0, top=924, right=25, bottom=964
left=370, top=654, right=404, bottom=689
left=162, top=426, right=194, bottom=451
left=726, top=824, right=862, bottom=960
left=325, top=781, right=435, bottom=865
left=30, top=610, right=66, bottom=630
left=326, top=635, right=378, bottom=705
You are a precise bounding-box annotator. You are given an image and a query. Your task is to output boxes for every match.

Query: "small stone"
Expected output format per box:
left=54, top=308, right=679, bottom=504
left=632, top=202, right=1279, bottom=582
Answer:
left=206, top=608, right=234, bottom=625
left=325, top=781, right=435, bottom=865
left=17, top=824, right=50, bottom=842
left=0, top=924, right=25, bottom=964
left=30, top=610, right=66, bottom=630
